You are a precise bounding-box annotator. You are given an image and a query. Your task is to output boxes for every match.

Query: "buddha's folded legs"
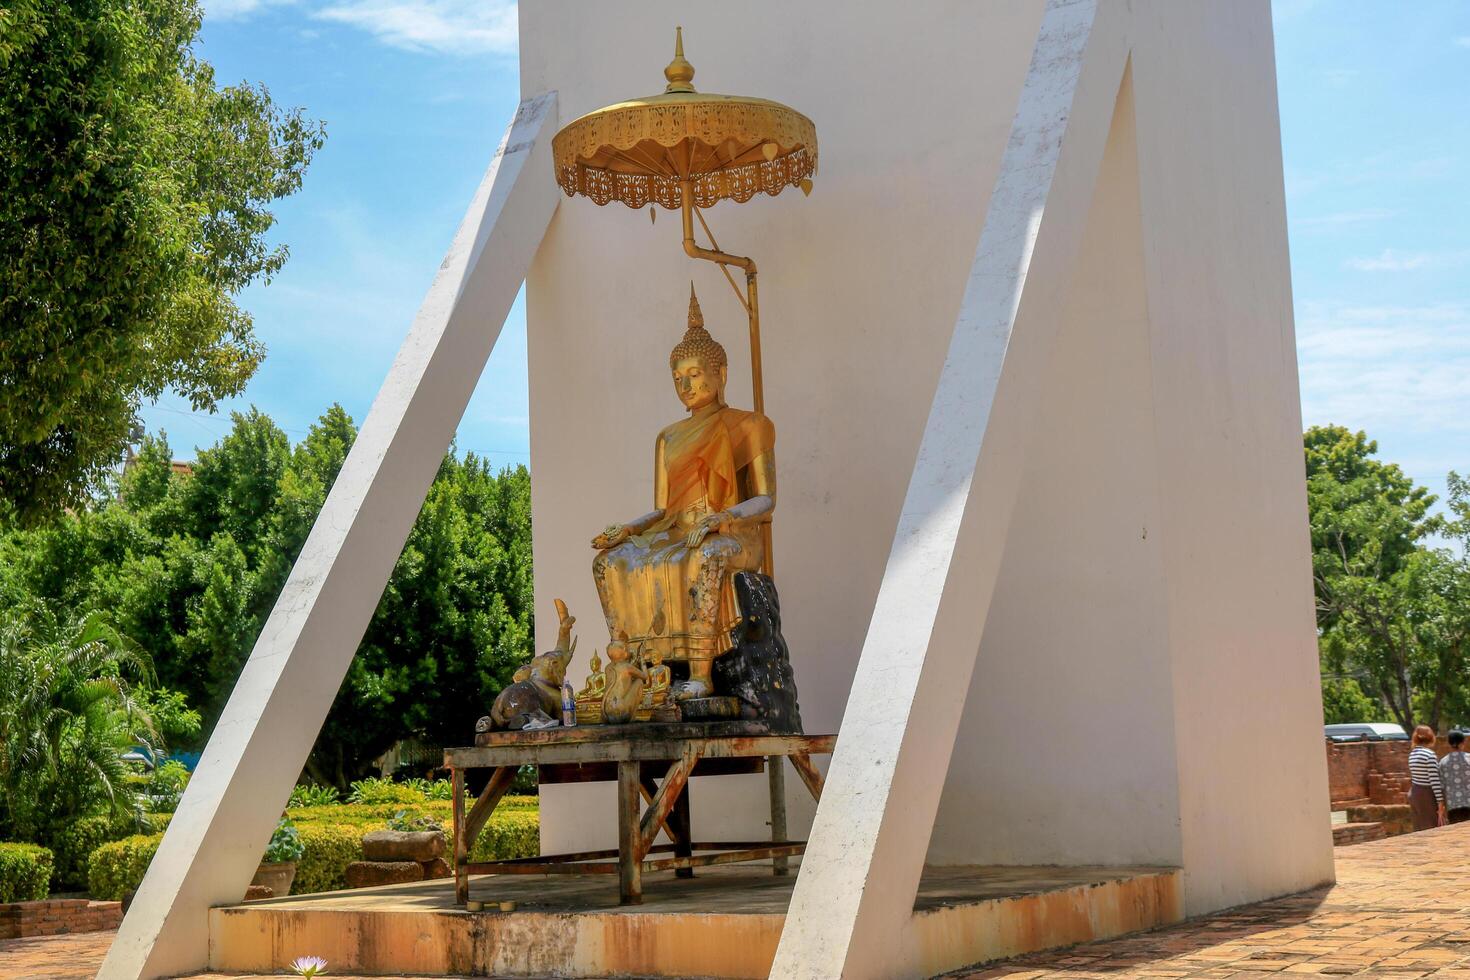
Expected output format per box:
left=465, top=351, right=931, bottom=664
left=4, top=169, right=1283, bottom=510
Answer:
left=592, top=524, right=764, bottom=693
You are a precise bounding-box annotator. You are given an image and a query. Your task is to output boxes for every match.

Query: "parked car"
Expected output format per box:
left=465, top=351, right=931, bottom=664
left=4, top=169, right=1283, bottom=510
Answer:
left=1325, top=722, right=1409, bottom=743
left=119, top=745, right=158, bottom=770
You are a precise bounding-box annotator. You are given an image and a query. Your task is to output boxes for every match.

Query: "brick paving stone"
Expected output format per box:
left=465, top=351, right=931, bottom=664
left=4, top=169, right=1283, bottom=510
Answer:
left=947, top=823, right=1470, bottom=979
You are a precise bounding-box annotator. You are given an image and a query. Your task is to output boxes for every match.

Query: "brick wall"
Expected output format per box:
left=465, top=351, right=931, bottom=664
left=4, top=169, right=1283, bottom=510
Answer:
left=0, top=899, right=122, bottom=939
left=1326, top=740, right=1416, bottom=807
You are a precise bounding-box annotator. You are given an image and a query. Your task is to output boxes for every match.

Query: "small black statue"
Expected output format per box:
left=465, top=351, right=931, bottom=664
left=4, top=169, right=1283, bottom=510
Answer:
left=713, top=572, right=802, bottom=733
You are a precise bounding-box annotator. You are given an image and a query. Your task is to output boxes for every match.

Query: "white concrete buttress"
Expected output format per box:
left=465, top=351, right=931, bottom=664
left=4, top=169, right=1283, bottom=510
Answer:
left=98, top=91, right=560, bottom=980
left=769, top=2, right=1132, bottom=975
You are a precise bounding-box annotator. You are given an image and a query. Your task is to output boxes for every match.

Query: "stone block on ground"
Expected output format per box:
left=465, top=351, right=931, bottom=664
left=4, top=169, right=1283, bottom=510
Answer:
left=1333, top=821, right=1386, bottom=847
left=421, top=857, right=451, bottom=880
left=361, top=829, right=445, bottom=863
left=1346, top=803, right=1413, bottom=836
left=344, top=861, right=425, bottom=888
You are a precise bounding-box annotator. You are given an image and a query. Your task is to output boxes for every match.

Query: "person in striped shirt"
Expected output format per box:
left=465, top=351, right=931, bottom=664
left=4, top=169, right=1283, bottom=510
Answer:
left=1440, top=730, right=1470, bottom=825
left=1408, top=725, right=1445, bottom=831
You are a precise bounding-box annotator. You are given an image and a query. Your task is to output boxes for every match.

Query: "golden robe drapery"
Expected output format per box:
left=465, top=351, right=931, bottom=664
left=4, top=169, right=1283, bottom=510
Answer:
left=593, top=406, right=774, bottom=663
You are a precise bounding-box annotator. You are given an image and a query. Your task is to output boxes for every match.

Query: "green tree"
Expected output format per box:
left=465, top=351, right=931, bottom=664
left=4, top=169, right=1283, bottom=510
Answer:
left=1305, top=426, right=1470, bottom=730
left=0, top=406, right=537, bottom=788
left=0, top=604, right=158, bottom=848
left=1319, top=677, right=1388, bottom=726
left=0, top=0, right=325, bottom=522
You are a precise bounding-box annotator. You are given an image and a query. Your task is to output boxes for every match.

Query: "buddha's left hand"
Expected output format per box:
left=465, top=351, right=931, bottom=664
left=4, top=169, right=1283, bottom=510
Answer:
left=685, top=511, right=731, bottom=550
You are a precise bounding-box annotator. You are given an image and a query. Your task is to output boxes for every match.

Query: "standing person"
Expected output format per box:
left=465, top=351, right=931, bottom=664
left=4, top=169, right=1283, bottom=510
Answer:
left=1408, top=725, right=1446, bottom=831
left=1440, top=730, right=1470, bottom=825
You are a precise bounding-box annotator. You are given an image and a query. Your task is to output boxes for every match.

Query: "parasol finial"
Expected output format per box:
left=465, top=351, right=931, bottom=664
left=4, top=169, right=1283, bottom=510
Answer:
left=664, top=26, right=696, bottom=93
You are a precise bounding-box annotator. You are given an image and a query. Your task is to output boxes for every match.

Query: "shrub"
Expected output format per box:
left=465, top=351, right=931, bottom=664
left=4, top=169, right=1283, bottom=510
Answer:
left=386, top=810, right=443, bottom=833
left=346, top=777, right=425, bottom=805
left=84, top=802, right=540, bottom=899
left=49, top=813, right=144, bottom=892
left=0, top=843, right=54, bottom=902
left=263, top=818, right=304, bottom=864
left=88, top=835, right=161, bottom=902
left=462, top=810, right=538, bottom=863
left=403, top=777, right=458, bottom=801
left=292, top=823, right=364, bottom=894
left=146, top=760, right=191, bottom=814
left=288, top=783, right=340, bottom=808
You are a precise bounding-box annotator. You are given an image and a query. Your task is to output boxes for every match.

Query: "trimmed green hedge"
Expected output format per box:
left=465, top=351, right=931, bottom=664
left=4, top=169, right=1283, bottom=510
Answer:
left=88, top=835, right=160, bottom=902
left=285, top=796, right=537, bottom=825
left=0, top=843, right=54, bottom=902
left=88, top=802, right=540, bottom=900
left=50, top=812, right=172, bottom=892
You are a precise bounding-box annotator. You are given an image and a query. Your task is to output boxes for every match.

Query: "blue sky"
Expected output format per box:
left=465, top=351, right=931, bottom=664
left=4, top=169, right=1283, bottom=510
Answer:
left=143, top=0, right=1470, bottom=503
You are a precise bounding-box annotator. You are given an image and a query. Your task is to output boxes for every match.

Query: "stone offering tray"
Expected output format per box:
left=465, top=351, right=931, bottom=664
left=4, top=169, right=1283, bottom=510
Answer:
left=445, top=722, right=834, bottom=905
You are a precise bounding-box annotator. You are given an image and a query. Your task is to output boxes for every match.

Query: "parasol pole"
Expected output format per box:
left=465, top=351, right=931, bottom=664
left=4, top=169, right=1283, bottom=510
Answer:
left=680, top=180, right=763, bottom=415
left=680, top=180, right=773, bottom=577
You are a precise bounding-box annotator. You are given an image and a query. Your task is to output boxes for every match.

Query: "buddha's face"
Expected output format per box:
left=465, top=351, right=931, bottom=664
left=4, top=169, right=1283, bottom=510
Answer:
left=672, top=357, right=725, bottom=412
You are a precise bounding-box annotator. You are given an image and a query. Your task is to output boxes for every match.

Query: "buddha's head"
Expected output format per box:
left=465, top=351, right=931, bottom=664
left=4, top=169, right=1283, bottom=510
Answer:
left=670, top=285, right=727, bottom=413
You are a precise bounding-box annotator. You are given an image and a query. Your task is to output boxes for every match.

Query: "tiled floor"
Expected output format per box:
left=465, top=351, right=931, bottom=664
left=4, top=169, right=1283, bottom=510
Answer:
left=6, top=823, right=1470, bottom=980
left=952, top=823, right=1470, bottom=978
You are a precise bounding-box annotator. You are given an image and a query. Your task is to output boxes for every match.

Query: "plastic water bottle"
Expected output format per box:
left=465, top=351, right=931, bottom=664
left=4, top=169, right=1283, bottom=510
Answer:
left=561, top=680, right=577, bottom=727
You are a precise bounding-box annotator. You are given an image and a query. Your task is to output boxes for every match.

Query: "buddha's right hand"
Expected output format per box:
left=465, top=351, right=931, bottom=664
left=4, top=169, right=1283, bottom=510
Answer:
left=592, top=524, right=630, bottom=550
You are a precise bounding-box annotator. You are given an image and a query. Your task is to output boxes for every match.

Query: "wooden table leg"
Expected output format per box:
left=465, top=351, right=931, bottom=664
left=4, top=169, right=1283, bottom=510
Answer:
left=790, top=752, right=825, bottom=802
left=671, top=776, right=693, bottom=879
left=767, top=755, right=789, bottom=876
left=452, top=767, right=468, bottom=905
left=617, top=761, right=642, bottom=905
left=639, top=776, right=678, bottom=846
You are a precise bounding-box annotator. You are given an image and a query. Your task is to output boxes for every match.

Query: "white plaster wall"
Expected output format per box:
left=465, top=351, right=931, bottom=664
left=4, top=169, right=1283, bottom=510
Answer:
left=519, top=0, right=1332, bottom=910
left=1130, top=1, right=1335, bottom=912
left=520, top=0, right=1044, bottom=852
left=927, top=67, right=1184, bottom=868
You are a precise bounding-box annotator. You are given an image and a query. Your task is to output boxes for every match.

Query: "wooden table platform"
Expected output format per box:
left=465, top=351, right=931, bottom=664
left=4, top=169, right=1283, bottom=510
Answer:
left=444, top=722, right=835, bottom=905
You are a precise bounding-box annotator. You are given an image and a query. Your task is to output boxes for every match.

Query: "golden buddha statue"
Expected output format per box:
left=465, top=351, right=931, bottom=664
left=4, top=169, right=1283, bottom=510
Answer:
left=591, top=286, right=776, bottom=700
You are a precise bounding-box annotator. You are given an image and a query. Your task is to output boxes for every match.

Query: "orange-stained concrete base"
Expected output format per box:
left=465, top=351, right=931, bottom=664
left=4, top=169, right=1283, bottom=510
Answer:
left=208, top=864, right=1181, bottom=978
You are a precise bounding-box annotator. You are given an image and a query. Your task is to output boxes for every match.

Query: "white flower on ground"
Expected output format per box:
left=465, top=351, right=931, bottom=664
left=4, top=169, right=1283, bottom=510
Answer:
left=289, top=955, right=328, bottom=977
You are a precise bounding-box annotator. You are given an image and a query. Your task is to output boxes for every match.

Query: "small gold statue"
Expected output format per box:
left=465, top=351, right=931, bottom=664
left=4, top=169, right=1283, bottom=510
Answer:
left=600, top=635, right=647, bottom=725
left=591, top=286, right=776, bottom=700
left=640, top=646, right=671, bottom=711
left=572, top=649, right=606, bottom=724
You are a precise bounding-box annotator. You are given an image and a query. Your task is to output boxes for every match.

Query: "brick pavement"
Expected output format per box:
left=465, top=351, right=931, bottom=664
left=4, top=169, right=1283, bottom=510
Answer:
left=953, top=822, right=1470, bottom=979
left=5, top=823, right=1470, bottom=979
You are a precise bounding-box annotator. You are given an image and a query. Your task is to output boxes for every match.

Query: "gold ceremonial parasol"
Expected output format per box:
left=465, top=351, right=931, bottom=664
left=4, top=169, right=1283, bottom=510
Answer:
left=552, top=27, right=817, bottom=416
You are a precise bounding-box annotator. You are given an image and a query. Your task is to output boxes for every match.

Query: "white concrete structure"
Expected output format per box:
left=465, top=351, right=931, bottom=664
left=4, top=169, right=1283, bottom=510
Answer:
left=525, top=0, right=1332, bottom=976
left=106, top=1, right=1331, bottom=977
left=99, top=94, right=562, bottom=979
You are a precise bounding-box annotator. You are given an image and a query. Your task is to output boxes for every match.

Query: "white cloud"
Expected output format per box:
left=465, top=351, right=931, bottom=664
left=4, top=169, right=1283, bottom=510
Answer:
left=313, top=0, right=517, bottom=56
left=205, top=0, right=296, bottom=20
left=1294, top=208, right=1398, bottom=230
left=1296, top=302, right=1470, bottom=435
left=1286, top=154, right=1455, bottom=203
left=1344, top=249, right=1470, bottom=272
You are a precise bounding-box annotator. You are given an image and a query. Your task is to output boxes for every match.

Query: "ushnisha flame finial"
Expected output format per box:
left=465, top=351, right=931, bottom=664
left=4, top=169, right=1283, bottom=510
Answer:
left=670, top=283, right=727, bottom=371
left=688, top=281, right=703, bottom=328
left=664, top=26, right=696, bottom=93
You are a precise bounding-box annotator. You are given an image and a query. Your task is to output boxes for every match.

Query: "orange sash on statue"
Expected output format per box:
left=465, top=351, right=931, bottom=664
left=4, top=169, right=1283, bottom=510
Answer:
left=663, top=407, right=774, bottom=516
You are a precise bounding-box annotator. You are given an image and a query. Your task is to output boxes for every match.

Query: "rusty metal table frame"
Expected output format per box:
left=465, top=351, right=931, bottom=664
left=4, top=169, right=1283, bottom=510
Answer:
left=444, top=725, right=834, bottom=905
